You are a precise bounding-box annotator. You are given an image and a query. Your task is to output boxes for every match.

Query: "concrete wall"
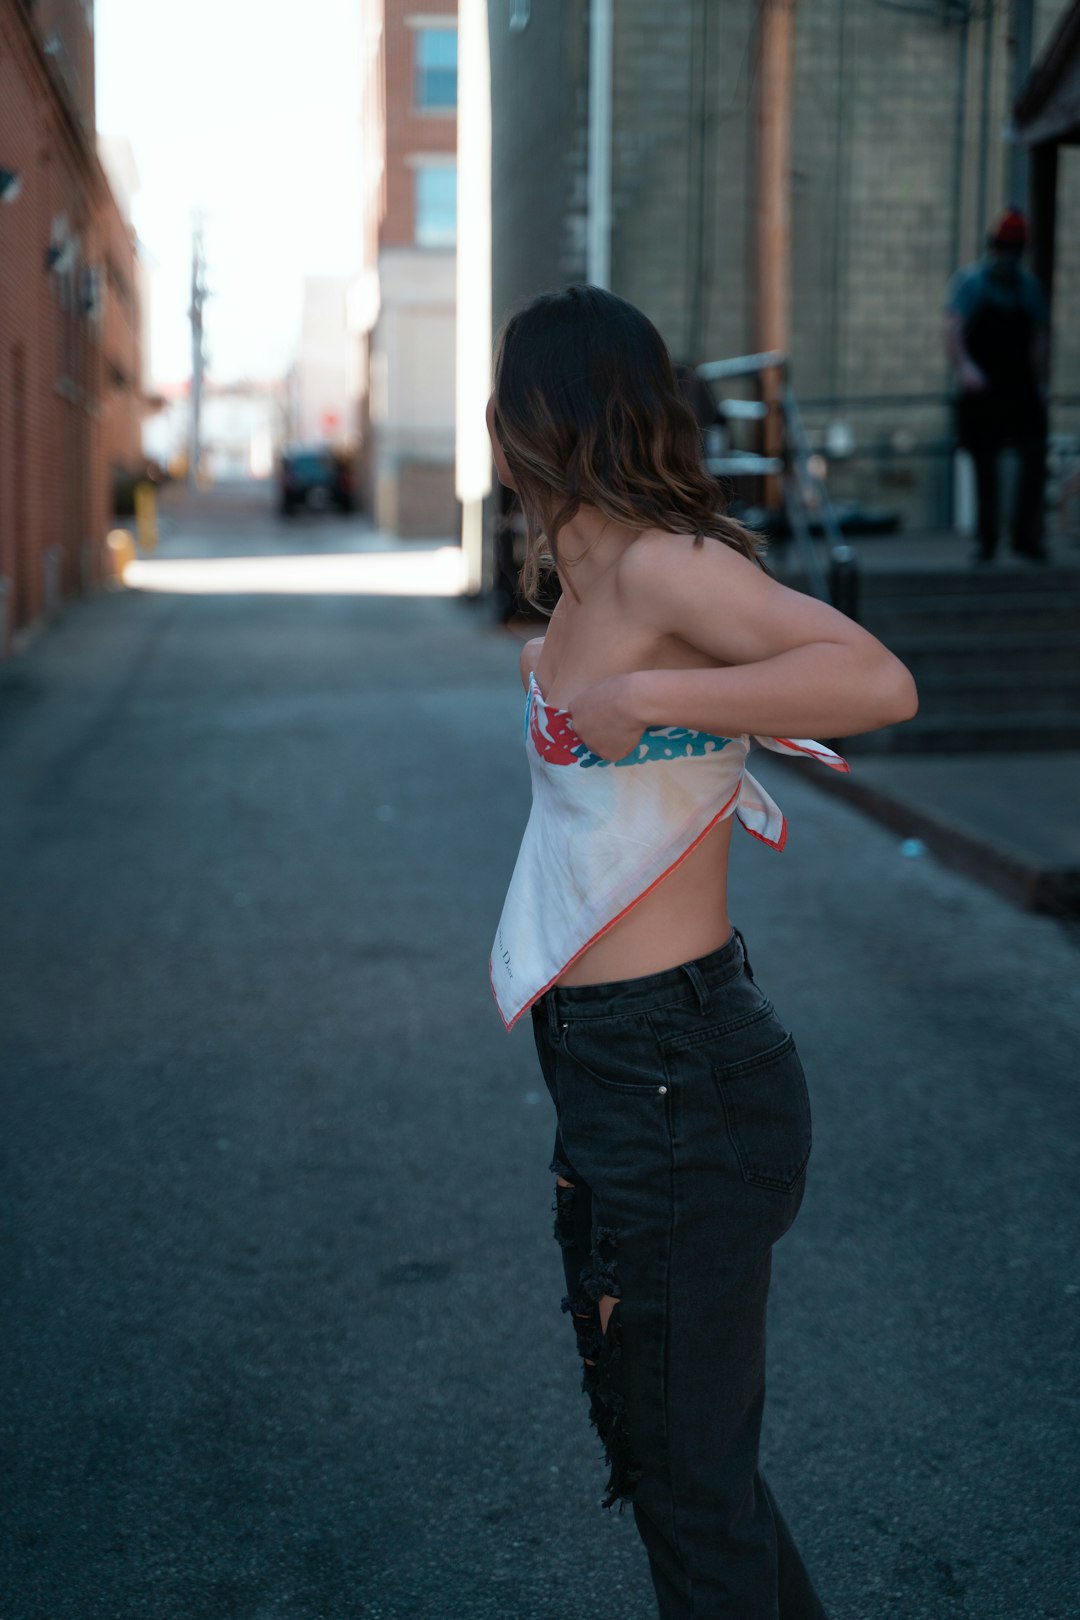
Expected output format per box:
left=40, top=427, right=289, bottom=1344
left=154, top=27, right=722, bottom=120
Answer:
left=488, top=0, right=587, bottom=328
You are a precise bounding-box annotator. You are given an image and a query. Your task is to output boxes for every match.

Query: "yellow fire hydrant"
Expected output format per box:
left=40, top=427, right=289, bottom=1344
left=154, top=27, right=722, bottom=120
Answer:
left=134, top=480, right=158, bottom=552
left=106, top=529, right=136, bottom=584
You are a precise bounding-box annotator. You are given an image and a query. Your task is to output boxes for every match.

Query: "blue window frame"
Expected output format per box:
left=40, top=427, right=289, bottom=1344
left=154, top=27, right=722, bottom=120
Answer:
left=414, top=27, right=457, bottom=110
left=414, top=163, right=456, bottom=246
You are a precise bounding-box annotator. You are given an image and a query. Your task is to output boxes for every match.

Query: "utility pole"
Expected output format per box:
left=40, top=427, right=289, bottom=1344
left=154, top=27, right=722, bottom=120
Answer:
left=188, top=221, right=208, bottom=488
left=755, top=0, right=797, bottom=507
left=587, top=0, right=613, bottom=289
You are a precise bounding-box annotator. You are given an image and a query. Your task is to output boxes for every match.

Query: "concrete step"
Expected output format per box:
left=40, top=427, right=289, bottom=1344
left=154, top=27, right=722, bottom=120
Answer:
left=772, top=560, right=1080, bottom=599
left=843, top=712, right=1080, bottom=754
left=862, top=594, right=1080, bottom=636
left=885, top=632, right=1080, bottom=679
left=909, top=672, right=1080, bottom=718
left=854, top=564, right=1080, bottom=599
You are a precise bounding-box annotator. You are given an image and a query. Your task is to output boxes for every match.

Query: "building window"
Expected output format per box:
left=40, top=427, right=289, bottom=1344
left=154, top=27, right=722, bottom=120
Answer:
left=414, top=27, right=457, bottom=110
left=414, top=163, right=456, bottom=247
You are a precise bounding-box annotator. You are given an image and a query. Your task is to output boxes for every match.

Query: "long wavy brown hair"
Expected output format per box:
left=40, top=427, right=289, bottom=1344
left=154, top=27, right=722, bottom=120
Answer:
left=490, top=284, right=765, bottom=612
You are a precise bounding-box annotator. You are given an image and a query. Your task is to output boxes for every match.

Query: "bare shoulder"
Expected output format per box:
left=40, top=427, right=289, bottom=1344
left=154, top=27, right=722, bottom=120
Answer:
left=615, top=524, right=867, bottom=664
left=519, top=633, right=545, bottom=691
left=616, top=527, right=756, bottom=604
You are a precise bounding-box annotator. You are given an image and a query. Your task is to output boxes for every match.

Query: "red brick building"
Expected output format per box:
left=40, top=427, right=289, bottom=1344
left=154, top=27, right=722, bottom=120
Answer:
left=356, top=0, right=458, bottom=536
left=0, top=0, right=144, bottom=652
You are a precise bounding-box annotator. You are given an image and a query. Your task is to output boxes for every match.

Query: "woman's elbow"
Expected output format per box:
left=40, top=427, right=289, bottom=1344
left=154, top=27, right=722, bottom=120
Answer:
left=875, top=656, right=919, bottom=727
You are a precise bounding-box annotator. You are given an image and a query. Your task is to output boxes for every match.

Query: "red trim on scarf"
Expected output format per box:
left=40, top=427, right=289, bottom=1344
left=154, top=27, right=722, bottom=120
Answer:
left=772, top=737, right=850, bottom=772
left=491, top=782, right=744, bottom=1032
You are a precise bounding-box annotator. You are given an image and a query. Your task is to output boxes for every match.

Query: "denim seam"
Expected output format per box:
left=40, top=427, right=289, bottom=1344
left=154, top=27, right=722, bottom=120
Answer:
left=714, top=1030, right=796, bottom=1080
left=658, top=1000, right=777, bottom=1055
left=657, top=1015, right=691, bottom=1598
left=554, top=978, right=743, bottom=1025
left=559, top=1025, right=672, bottom=1097
left=553, top=954, right=747, bottom=1021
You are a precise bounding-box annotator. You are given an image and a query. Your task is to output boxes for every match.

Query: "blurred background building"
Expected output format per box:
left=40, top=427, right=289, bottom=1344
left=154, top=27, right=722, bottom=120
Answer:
left=5, top=0, right=1080, bottom=655
left=145, top=379, right=286, bottom=483
left=354, top=0, right=459, bottom=538
left=482, top=0, right=1080, bottom=536
left=286, top=275, right=357, bottom=450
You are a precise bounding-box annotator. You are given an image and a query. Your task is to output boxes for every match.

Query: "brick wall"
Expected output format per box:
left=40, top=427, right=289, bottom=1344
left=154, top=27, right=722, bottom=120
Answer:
left=382, top=0, right=457, bottom=248
left=362, top=0, right=458, bottom=536
left=0, top=0, right=141, bottom=648
left=31, top=0, right=95, bottom=135
left=97, top=183, right=144, bottom=491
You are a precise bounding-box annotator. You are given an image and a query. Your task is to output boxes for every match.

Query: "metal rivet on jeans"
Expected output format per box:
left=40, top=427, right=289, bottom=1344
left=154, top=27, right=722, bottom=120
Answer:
left=657, top=1085, right=668, bottom=1095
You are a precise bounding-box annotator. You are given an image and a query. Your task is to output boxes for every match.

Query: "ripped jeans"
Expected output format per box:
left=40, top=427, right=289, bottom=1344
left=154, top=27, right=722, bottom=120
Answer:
left=530, top=927, right=829, bottom=1620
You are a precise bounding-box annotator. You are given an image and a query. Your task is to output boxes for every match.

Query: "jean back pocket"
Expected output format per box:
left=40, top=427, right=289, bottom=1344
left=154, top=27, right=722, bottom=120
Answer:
left=713, top=1032, right=812, bottom=1194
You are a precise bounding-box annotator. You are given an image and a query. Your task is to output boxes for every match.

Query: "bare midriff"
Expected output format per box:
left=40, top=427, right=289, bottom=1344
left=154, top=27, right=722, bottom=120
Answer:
left=532, top=545, right=738, bottom=989
left=555, top=812, right=734, bottom=986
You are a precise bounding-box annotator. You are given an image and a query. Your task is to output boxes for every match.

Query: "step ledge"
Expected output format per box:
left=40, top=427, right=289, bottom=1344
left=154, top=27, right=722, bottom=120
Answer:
left=768, top=756, right=1080, bottom=916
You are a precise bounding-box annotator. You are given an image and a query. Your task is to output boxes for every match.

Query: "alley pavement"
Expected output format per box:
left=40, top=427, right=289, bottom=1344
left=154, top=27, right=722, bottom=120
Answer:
left=2, top=485, right=1078, bottom=1620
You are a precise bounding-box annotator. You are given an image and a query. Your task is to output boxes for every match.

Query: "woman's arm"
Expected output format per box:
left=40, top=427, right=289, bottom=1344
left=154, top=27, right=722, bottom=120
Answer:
left=569, top=533, right=918, bottom=758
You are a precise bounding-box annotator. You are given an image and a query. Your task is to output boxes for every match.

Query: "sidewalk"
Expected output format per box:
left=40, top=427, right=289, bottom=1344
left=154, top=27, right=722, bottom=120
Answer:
left=769, top=525, right=1080, bottom=915
left=755, top=746, right=1080, bottom=916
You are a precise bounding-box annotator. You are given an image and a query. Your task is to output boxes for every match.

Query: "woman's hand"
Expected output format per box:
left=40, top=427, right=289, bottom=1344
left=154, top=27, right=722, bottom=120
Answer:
left=568, top=673, right=647, bottom=762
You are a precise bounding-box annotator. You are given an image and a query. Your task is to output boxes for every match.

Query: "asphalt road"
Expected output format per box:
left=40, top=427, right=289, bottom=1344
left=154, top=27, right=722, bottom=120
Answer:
left=2, top=488, right=1078, bottom=1620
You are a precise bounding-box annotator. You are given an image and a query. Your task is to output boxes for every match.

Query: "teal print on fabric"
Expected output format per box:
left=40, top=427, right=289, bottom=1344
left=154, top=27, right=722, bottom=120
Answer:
left=576, top=728, right=734, bottom=768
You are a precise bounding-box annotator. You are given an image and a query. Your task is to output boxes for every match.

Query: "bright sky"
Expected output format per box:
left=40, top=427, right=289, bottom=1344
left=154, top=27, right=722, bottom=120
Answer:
left=95, top=0, right=362, bottom=389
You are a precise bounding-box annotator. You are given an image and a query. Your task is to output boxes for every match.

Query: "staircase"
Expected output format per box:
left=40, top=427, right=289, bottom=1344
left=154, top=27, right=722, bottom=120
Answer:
left=832, top=562, right=1080, bottom=753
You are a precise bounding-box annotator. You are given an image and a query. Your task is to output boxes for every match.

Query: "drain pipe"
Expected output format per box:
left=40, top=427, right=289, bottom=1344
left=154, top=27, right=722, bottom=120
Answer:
left=587, top=0, right=613, bottom=289
left=1007, top=0, right=1034, bottom=212
left=975, top=1, right=994, bottom=239
left=755, top=0, right=797, bottom=508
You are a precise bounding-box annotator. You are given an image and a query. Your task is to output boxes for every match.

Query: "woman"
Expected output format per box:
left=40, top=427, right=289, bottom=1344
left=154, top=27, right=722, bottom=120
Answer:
left=486, top=285, right=917, bottom=1620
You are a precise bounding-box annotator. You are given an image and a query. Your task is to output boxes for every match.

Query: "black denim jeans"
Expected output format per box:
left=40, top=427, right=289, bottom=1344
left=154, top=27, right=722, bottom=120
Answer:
left=530, top=927, right=828, bottom=1620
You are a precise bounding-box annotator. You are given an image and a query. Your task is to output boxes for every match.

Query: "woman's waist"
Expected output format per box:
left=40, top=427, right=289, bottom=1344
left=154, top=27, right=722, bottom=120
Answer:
left=544, top=917, right=752, bottom=1022
left=554, top=818, right=733, bottom=990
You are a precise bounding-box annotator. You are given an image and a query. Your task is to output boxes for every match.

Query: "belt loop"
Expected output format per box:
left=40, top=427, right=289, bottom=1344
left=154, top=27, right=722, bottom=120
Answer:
left=681, top=959, right=710, bottom=1015
left=733, top=927, right=754, bottom=981
left=545, top=989, right=562, bottom=1040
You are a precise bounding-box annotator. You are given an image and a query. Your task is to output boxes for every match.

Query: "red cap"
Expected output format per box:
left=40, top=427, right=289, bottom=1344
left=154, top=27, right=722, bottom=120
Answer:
left=991, top=209, right=1028, bottom=248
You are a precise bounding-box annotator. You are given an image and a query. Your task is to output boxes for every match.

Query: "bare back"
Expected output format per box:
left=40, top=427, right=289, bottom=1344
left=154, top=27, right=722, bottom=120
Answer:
left=527, top=534, right=735, bottom=987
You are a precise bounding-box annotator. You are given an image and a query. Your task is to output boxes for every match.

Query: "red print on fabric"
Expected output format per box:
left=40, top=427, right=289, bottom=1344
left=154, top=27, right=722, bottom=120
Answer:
left=529, top=697, right=583, bottom=765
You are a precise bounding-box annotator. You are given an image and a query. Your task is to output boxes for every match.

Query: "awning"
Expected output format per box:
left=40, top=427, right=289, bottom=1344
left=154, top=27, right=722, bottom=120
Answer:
left=1013, top=0, right=1080, bottom=146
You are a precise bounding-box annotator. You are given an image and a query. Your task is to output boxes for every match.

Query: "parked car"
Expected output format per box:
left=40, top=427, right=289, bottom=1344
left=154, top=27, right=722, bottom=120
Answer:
left=278, top=445, right=355, bottom=515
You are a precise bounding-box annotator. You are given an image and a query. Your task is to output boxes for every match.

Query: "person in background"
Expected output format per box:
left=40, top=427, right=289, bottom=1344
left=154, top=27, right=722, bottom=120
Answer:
left=944, top=208, right=1051, bottom=565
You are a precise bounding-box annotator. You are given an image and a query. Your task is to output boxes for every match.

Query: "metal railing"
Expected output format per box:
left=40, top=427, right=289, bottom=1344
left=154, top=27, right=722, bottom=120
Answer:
left=696, top=351, right=860, bottom=620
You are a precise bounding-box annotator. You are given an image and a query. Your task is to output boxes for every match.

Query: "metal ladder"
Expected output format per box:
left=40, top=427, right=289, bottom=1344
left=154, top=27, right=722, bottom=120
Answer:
left=696, top=351, right=859, bottom=620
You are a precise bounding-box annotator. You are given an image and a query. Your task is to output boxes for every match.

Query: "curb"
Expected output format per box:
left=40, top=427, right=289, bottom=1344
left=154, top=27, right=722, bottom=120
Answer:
left=772, top=754, right=1080, bottom=918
